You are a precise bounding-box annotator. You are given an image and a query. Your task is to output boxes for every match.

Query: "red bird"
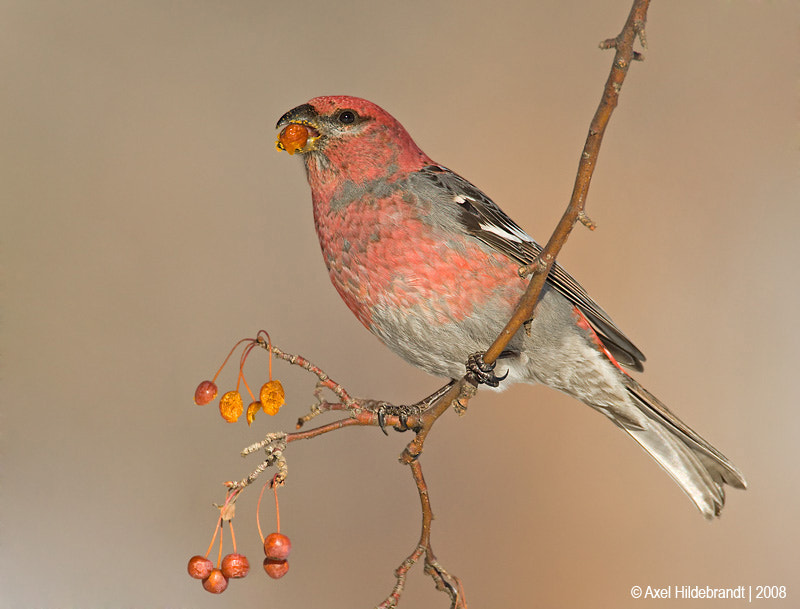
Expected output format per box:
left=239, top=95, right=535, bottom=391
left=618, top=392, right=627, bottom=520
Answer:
left=276, top=95, right=746, bottom=518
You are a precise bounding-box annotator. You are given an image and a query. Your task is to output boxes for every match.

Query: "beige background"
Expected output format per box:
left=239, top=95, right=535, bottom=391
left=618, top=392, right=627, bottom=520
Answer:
left=2, top=1, right=798, bottom=607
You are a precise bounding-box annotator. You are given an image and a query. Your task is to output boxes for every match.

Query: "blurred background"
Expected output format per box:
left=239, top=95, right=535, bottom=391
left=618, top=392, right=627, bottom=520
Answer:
left=2, top=1, right=797, bottom=607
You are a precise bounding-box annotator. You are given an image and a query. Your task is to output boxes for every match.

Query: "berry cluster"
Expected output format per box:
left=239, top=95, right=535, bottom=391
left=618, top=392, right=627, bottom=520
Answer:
left=186, top=510, right=255, bottom=595
left=188, top=475, right=291, bottom=594
left=258, top=476, right=291, bottom=580
left=189, top=332, right=295, bottom=594
left=263, top=532, right=291, bottom=578
left=187, top=532, right=291, bottom=594
left=194, top=331, right=285, bottom=425
left=187, top=552, right=250, bottom=594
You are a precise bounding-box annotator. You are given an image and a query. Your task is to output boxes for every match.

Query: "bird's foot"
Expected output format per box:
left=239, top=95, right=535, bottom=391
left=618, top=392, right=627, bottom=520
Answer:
left=374, top=403, right=423, bottom=435
left=466, top=352, right=508, bottom=388
left=371, top=381, right=459, bottom=434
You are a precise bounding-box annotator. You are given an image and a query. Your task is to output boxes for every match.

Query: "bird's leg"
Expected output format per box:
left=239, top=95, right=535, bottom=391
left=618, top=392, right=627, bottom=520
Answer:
left=466, top=352, right=508, bottom=388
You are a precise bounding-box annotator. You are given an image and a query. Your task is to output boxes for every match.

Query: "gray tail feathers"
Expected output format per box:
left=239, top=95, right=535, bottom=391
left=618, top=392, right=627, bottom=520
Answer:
left=618, top=378, right=747, bottom=519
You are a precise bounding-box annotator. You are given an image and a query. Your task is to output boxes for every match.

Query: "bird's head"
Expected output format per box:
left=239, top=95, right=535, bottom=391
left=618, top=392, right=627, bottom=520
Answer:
left=275, top=96, right=432, bottom=182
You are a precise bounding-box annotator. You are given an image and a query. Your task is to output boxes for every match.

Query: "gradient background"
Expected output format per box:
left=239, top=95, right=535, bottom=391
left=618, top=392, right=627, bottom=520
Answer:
left=2, top=1, right=798, bottom=607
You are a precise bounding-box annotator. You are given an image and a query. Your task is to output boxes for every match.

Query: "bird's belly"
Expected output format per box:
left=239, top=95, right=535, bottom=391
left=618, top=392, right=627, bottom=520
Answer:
left=317, top=215, right=528, bottom=377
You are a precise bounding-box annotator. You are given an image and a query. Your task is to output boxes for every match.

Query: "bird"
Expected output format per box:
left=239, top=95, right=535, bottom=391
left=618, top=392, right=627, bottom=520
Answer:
left=275, top=95, right=746, bottom=518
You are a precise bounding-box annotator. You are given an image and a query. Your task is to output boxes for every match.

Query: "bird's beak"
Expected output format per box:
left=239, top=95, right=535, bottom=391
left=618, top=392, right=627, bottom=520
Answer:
left=275, top=103, right=322, bottom=155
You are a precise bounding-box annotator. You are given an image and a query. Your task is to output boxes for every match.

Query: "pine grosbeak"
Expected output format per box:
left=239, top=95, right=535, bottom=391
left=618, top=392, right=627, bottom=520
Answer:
left=276, top=95, right=746, bottom=518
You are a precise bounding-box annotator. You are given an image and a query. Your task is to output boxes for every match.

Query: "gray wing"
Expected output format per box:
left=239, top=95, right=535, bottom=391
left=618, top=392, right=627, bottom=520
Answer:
left=415, top=164, right=645, bottom=371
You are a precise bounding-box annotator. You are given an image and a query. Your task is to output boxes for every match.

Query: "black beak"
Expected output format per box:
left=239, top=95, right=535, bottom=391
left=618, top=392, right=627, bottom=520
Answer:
left=276, top=103, right=318, bottom=129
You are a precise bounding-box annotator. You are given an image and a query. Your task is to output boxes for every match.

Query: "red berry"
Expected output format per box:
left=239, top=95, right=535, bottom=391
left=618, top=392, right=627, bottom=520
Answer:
left=221, top=553, right=250, bottom=579
left=202, top=568, right=228, bottom=593
left=264, top=532, right=291, bottom=560
left=263, top=558, right=289, bottom=579
left=187, top=555, right=213, bottom=579
left=194, top=380, right=218, bottom=405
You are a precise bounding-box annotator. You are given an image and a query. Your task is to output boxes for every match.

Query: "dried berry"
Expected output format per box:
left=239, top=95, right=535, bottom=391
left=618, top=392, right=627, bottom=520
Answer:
left=246, top=401, right=260, bottom=426
left=221, top=553, right=250, bottom=579
left=259, top=380, right=285, bottom=416
left=219, top=390, right=244, bottom=423
left=187, top=555, right=213, bottom=579
left=277, top=124, right=309, bottom=155
left=263, top=558, right=289, bottom=579
left=264, top=532, right=291, bottom=561
left=202, top=568, right=229, bottom=593
left=194, top=380, right=218, bottom=405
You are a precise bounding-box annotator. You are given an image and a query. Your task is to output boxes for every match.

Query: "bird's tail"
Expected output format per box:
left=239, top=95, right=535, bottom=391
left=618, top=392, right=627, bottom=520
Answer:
left=615, top=378, right=747, bottom=519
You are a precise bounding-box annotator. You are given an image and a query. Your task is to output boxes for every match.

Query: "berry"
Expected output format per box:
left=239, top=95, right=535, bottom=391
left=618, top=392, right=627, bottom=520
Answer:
left=187, top=555, right=213, bottom=579
left=260, top=380, right=286, bottom=415
left=221, top=553, right=250, bottom=579
left=277, top=124, right=309, bottom=155
left=202, top=568, right=229, bottom=594
left=264, top=532, right=291, bottom=560
left=219, top=390, right=244, bottom=423
left=263, top=558, right=289, bottom=579
left=246, top=401, right=260, bottom=426
left=194, top=380, right=218, bottom=405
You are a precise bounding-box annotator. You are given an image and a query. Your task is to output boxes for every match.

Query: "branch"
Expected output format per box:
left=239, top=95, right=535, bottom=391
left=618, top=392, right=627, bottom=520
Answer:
left=267, top=342, right=356, bottom=406
left=379, top=460, right=466, bottom=609
left=483, top=0, right=650, bottom=366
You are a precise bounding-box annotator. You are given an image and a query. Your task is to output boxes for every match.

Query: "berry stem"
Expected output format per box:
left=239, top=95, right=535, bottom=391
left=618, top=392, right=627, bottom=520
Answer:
left=229, top=519, right=238, bottom=554
left=273, top=477, right=281, bottom=533
left=256, top=480, right=268, bottom=543
left=256, top=330, right=274, bottom=381
left=212, top=338, right=253, bottom=384
left=240, top=370, right=257, bottom=403
left=237, top=340, right=259, bottom=396
left=205, top=517, right=222, bottom=559
left=217, top=518, right=224, bottom=568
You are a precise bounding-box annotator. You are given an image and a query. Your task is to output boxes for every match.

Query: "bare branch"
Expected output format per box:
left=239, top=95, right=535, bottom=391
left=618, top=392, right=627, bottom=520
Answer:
left=481, top=0, right=650, bottom=367
left=260, top=337, right=356, bottom=406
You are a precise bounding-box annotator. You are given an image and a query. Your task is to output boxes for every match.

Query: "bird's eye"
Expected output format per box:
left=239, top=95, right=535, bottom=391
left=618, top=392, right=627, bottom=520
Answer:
left=338, top=110, right=356, bottom=124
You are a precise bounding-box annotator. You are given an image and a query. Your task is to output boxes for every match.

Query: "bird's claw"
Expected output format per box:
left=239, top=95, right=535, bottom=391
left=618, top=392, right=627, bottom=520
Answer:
left=373, top=403, right=420, bottom=434
left=396, top=412, right=411, bottom=432
left=376, top=405, right=389, bottom=436
left=466, top=352, right=508, bottom=388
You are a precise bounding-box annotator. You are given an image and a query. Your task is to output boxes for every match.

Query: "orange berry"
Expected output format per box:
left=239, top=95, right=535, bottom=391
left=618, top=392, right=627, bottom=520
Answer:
left=219, top=390, right=244, bottom=423
left=259, top=380, right=285, bottom=416
left=187, top=555, right=213, bottom=579
left=194, top=380, right=218, bottom=405
left=263, top=558, right=289, bottom=579
left=264, top=532, right=291, bottom=560
left=202, top=568, right=228, bottom=593
left=246, top=401, right=260, bottom=426
left=221, top=553, right=250, bottom=579
left=277, top=124, right=309, bottom=155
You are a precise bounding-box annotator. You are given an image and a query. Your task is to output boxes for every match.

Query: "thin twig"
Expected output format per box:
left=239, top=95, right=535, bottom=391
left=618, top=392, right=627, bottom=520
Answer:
left=482, top=0, right=650, bottom=367
left=378, top=460, right=466, bottom=609
left=258, top=338, right=356, bottom=405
